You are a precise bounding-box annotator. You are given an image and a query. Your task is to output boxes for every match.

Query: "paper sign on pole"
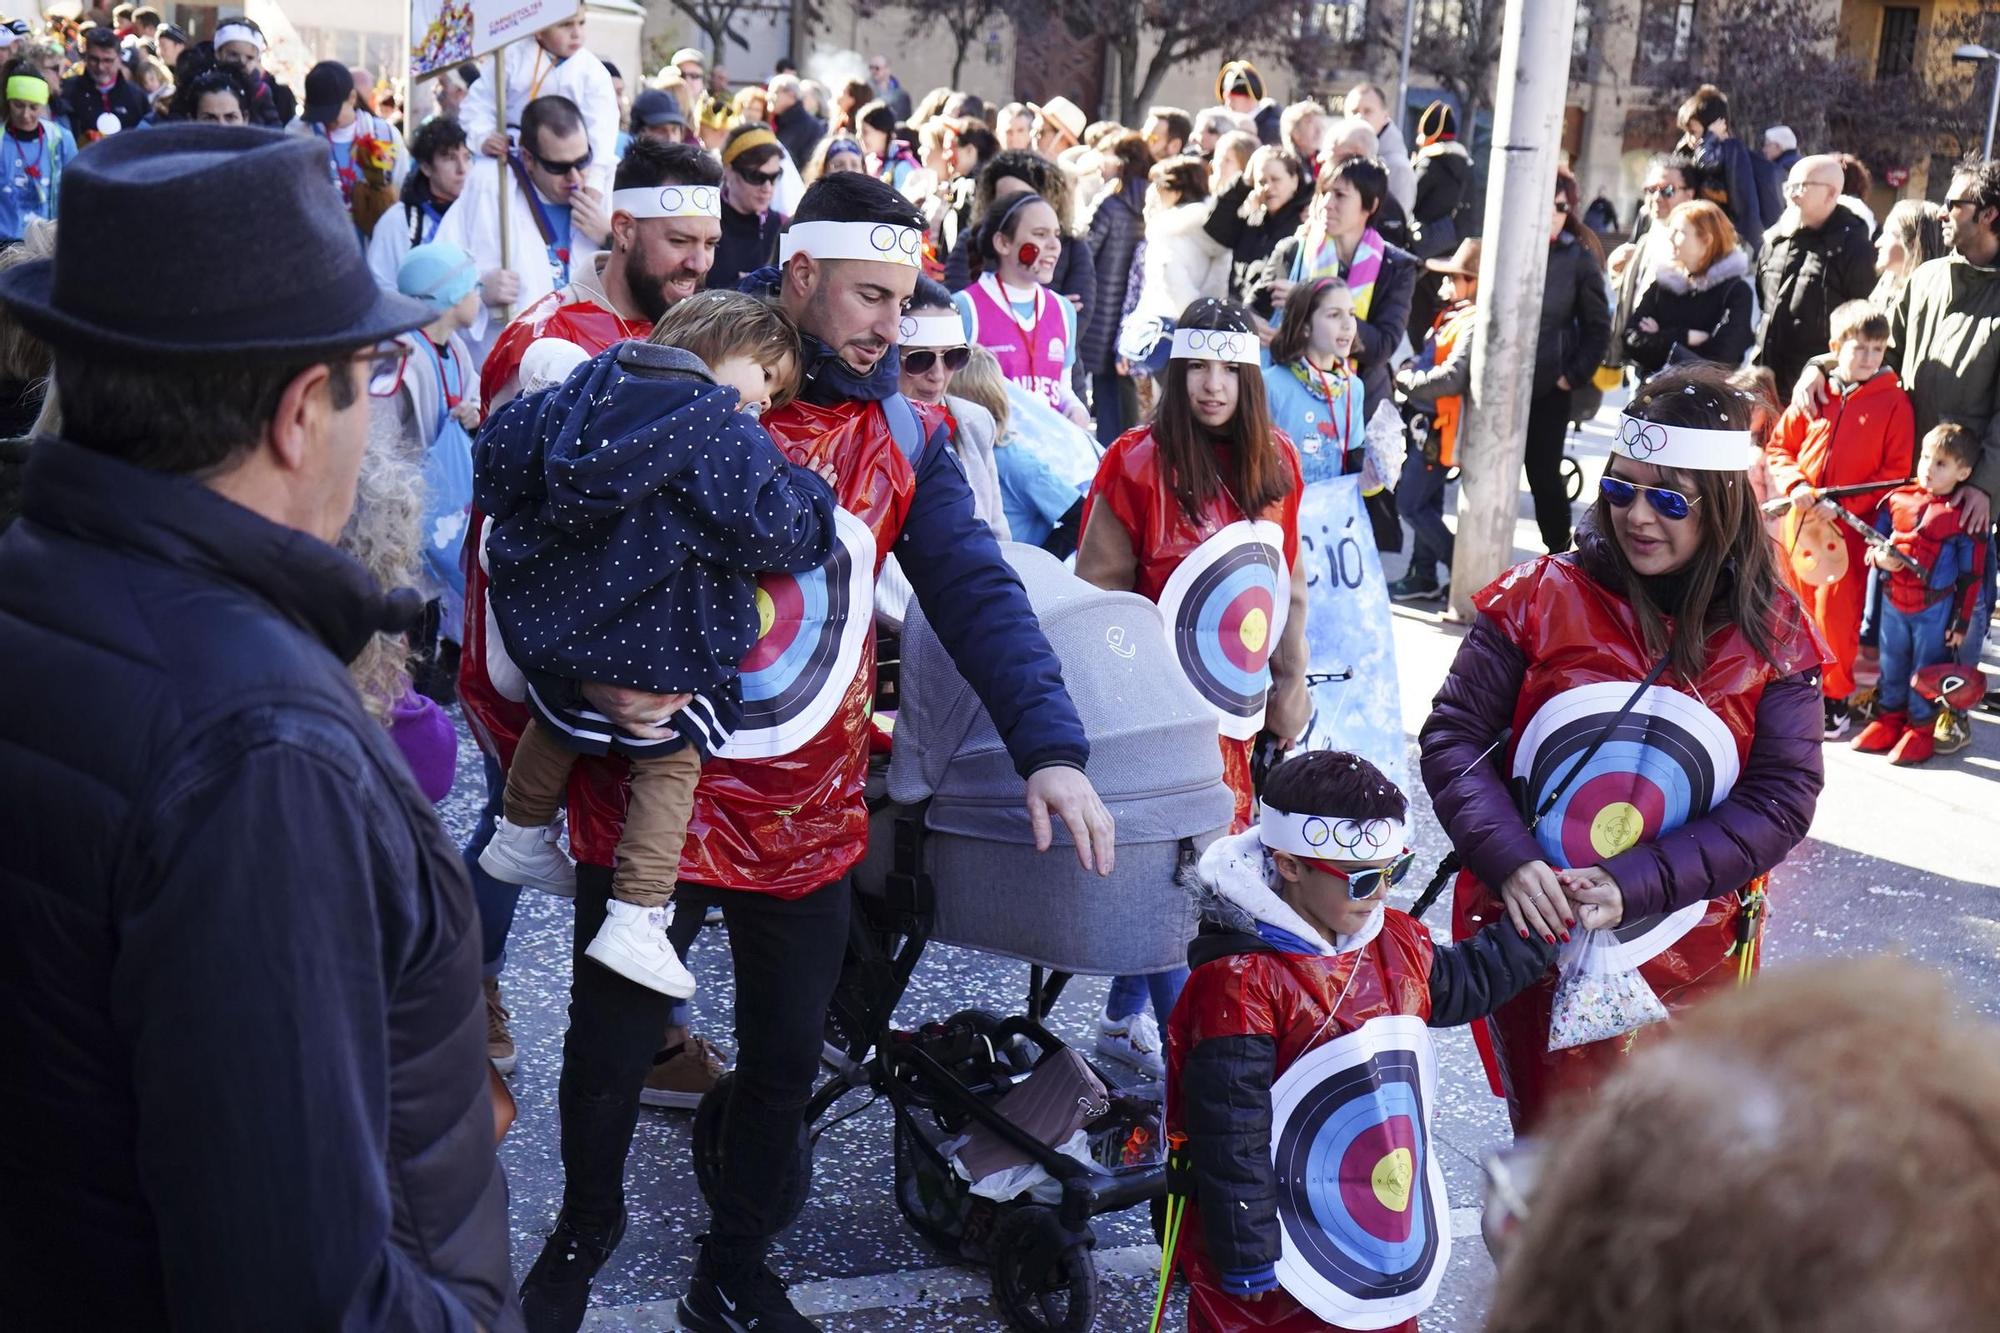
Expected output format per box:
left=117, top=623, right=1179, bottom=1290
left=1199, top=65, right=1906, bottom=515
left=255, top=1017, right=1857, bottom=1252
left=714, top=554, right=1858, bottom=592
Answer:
left=410, top=0, right=580, bottom=80
left=1293, top=475, right=1407, bottom=795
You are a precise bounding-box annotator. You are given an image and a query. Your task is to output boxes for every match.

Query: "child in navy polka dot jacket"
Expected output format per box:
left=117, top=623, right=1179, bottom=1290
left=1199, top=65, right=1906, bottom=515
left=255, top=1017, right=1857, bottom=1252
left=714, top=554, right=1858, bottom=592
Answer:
left=473, top=292, right=837, bottom=995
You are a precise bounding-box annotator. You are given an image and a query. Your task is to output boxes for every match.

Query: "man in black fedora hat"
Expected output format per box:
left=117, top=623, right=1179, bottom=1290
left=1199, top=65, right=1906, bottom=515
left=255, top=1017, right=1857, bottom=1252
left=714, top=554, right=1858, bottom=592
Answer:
left=0, top=126, right=523, bottom=1332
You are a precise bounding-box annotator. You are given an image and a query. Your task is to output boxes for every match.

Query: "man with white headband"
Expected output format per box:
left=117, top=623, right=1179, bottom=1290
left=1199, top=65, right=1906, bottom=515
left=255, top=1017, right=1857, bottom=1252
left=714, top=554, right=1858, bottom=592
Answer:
left=505, top=170, right=1116, bottom=1333
left=475, top=137, right=721, bottom=406
left=1166, top=748, right=1553, bottom=1332
left=212, top=17, right=295, bottom=128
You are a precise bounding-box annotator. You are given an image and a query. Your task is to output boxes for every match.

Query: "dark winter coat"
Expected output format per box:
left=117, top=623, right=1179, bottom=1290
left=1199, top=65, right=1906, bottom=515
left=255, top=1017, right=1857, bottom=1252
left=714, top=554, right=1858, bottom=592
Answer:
left=1080, top=184, right=1144, bottom=374
left=0, top=440, right=521, bottom=1332
left=1621, top=246, right=1756, bottom=375
left=774, top=99, right=826, bottom=171
left=1410, top=140, right=1472, bottom=260
left=1693, top=130, right=1766, bottom=253
left=476, top=341, right=836, bottom=697
left=1754, top=203, right=1877, bottom=398
left=60, top=72, right=149, bottom=139
left=1419, top=526, right=1826, bottom=923
left=1535, top=231, right=1612, bottom=398
left=713, top=200, right=786, bottom=297
left=1201, top=175, right=1309, bottom=318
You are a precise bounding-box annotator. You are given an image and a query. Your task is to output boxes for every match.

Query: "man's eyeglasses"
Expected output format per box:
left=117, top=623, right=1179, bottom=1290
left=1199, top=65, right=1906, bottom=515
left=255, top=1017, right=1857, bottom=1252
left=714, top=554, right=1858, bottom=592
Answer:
left=356, top=341, right=411, bottom=398
left=1303, top=849, right=1416, bottom=901
left=1947, top=196, right=1979, bottom=211
left=1601, top=475, right=1702, bottom=521
left=1642, top=183, right=1680, bottom=198
left=527, top=146, right=593, bottom=177
left=734, top=164, right=782, bottom=187
left=1553, top=199, right=1571, bottom=215
left=901, top=346, right=970, bottom=374
left=1782, top=180, right=1831, bottom=198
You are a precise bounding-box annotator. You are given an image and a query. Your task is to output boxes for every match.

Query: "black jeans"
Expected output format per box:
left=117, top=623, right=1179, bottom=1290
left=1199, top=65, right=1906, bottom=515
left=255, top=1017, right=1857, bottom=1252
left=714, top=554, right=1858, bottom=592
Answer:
left=1523, top=387, right=1575, bottom=554
left=559, top=865, right=850, bottom=1269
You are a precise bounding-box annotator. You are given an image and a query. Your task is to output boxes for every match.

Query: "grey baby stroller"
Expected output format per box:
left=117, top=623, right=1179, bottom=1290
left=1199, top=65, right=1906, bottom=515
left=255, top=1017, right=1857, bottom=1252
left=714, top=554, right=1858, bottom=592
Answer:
left=690, top=544, right=1234, bottom=1332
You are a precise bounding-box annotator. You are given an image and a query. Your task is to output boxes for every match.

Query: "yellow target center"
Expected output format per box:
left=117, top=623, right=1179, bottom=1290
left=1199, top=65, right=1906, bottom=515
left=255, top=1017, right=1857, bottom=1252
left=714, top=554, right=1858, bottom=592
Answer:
left=1238, top=606, right=1269, bottom=655
left=1371, top=1147, right=1414, bottom=1213
left=1590, top=801, right=1645, bottom=858
left=754, top=586, right=776, bottom=640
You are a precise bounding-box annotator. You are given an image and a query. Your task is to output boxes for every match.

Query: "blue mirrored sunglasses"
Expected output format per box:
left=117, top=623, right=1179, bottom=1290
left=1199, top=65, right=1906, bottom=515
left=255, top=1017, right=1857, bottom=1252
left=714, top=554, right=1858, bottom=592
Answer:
left=1600, top=475, right=1701, bottom=521
left=1305, top=848, right=1417, bottom=900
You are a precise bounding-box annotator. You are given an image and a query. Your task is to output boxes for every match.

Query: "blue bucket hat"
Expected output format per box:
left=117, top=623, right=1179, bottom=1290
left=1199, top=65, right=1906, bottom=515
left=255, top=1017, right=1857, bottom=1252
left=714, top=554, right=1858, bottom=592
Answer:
left=397, top=241, right=479, bottom=314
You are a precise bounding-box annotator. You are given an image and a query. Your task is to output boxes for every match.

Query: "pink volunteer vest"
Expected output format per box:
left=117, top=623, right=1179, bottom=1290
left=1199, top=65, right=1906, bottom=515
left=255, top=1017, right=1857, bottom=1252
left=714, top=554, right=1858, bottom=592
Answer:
left=965, top=275, right=1069, bottom=410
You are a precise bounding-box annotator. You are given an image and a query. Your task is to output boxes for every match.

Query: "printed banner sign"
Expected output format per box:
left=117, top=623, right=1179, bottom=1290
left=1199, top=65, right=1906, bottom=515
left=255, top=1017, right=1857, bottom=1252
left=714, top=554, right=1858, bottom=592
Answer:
left=1293, top=475, right=1406, bottom=794
left=410, top=0, right=580, bottom=80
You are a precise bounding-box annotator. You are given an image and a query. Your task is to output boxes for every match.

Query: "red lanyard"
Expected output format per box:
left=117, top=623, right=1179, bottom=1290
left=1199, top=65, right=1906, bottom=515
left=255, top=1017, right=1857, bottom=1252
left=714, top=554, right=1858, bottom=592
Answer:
left=10, top=127, right=45, bottom=180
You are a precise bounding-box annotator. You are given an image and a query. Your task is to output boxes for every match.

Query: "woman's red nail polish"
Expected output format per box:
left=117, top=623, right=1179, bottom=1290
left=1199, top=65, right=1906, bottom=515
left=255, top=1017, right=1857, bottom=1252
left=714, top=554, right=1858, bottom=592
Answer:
left=1561, top=932, right=1571, bottom=943
left=1545, top=934, right=1556, bottom=944
left=1519, top=929, right=1530, bottom=939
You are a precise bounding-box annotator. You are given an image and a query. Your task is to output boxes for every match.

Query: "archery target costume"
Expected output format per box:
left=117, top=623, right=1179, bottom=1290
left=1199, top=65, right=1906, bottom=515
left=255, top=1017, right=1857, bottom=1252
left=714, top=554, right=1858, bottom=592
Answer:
left=1082, top=426, right=1308, bottom=829
left=1166, top=825, right=1554, bottom=1331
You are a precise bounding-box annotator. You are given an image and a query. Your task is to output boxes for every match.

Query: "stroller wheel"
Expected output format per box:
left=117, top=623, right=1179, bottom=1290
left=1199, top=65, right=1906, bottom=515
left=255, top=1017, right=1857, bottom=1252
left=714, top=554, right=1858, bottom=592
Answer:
left=690, top=1072, right=814, bottom=1227
left=990, top=1204, right=1098, bottom=1333
left=1562, top=454, right=1584, bottom=502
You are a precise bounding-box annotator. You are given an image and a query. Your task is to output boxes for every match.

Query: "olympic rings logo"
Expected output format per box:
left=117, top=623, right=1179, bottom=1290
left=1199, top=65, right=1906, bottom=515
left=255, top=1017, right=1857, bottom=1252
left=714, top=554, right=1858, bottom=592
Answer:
left=655, top=186, right=718, bottom=215
left=898, top=315, right=917, bottom=340
left=1182, top=328, right=1251, bottom=361
left=1298, top=817, right=1395, bottom=853
left=1617, top=417, right=1668, bottom=460
left=869, top=224, right=924, bottom=262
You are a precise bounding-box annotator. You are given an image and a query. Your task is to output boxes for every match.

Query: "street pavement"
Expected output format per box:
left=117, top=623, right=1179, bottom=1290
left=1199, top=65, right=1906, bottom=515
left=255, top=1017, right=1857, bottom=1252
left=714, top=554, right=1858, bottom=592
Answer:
left=441, top=403, right=2000, bottom=1331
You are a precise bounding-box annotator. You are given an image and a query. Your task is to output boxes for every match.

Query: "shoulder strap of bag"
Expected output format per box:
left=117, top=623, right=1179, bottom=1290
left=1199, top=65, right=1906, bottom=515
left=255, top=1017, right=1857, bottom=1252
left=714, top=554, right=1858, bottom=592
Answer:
left=1523, top=650, right=1673, bottom=834
left=882, top=392, right=928, bottom=467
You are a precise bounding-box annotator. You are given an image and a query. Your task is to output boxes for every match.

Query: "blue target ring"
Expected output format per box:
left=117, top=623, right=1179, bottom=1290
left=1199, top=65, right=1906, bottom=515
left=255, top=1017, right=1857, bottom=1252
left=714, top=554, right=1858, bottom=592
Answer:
left=1274, top=1045, right=1440, bottom=1300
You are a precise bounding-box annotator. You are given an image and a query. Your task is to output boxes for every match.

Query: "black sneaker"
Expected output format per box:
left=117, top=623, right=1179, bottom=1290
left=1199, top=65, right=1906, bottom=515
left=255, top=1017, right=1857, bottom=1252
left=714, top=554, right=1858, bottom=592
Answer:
left=1389, top=573, right=1443, bottom=604
left=678, top=1247, right=817, bottom=1332
left=520, top=1208, right=627, bottom=1333
left=1822, top=697, right=1853, bottom=741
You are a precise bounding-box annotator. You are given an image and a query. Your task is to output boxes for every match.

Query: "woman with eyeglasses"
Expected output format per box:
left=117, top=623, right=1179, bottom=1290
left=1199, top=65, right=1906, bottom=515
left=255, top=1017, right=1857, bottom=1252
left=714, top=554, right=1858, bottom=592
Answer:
left=1075, top=297, right=1310, bottom=1078
left=710, top=122, right=786, bottom=293
left=1420, top=362, right=1825, bottom=1133
left=1606, top=153, right=1695, bottom=381
left=898, top=279, right=1007, bottom=537
left=1522, top=167, right=1611, bottom=555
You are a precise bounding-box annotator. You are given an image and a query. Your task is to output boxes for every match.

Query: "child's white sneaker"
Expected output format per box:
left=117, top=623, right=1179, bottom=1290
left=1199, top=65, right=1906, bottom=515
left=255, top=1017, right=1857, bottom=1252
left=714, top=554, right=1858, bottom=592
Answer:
left=1095, top=1011, right=1165, bottom=1079
left=586, top=900, right=697, bottom=998
left=478, top=815, right=577, bottom=897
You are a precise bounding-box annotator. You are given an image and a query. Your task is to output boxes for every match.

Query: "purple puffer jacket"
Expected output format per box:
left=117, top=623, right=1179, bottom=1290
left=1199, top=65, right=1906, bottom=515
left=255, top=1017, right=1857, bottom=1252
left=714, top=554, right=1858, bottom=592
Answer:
left=1419, top=532, right=1825, bottom=920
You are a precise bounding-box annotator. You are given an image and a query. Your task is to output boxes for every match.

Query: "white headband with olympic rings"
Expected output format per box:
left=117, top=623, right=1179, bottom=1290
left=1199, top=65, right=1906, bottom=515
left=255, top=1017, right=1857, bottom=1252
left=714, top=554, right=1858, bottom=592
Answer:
left=1259, top=808, right=1407, bottom=860
left=1170, top=326, right=1261, bottom=366
left=898, top=313, right=968, bottom=347
left=1611, top=413, right=1756, bottom=473
left=611, top=185, right=722, bottom=220
left=779, top=220, right=925, bottom=269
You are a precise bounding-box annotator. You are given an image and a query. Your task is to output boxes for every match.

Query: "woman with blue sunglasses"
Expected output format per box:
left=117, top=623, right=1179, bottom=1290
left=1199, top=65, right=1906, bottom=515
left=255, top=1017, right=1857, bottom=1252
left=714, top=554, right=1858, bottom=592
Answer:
left=1419, top=363, right=1826, bottom=1133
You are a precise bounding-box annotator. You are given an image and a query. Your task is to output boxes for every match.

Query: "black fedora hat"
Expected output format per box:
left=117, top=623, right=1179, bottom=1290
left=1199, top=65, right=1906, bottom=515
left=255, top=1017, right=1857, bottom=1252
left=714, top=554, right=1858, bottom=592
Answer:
left=0, top=125, right=433, bottom=362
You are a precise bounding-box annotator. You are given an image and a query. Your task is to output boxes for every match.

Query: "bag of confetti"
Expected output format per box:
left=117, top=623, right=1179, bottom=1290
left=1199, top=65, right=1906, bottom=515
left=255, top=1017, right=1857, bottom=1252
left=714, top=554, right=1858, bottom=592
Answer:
left=1547, top=929, right=1669, bottom=1051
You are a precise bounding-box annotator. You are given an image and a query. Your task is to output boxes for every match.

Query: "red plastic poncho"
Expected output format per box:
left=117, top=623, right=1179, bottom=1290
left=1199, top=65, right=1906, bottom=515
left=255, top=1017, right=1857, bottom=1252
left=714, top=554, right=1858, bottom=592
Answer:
left=459, top=388, right=939, bottom=896
left=1164, top=911, right=1434, bottom=1333
left=1448, top=554, right=1823, bottom=1129
left=1081, top=426, right=1304, bottom=830
left=479, top=287, right=653, bottom=406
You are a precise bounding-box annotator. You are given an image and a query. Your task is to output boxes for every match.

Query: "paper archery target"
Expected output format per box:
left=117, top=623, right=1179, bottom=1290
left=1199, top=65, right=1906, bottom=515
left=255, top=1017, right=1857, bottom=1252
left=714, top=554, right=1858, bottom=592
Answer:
left=1157, top=520, right=1289, bottom=740
left=1512, top=680, right=1742, bottom=973
left=717, top=508, right=876, bottom=760
left=1270, top=1013, right=1449, bottom=1329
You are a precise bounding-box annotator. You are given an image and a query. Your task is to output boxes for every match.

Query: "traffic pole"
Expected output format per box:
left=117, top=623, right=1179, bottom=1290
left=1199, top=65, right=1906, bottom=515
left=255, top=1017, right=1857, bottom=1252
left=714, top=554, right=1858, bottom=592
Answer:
left=1447, top=0, right=1579, bottom=618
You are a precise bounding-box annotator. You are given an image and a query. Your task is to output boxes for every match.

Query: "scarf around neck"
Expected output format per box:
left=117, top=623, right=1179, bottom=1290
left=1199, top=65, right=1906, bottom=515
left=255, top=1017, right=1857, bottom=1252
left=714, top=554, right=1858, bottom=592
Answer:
left=1292, top=224, right=1385, bottom=320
